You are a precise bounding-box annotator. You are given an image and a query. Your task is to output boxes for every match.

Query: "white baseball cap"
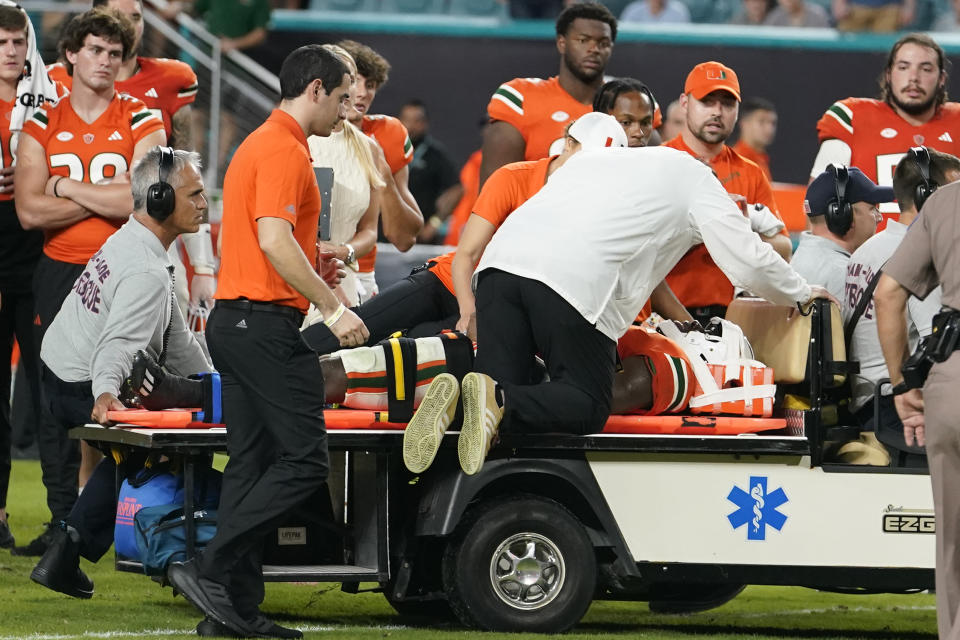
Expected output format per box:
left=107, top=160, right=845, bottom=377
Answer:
left=567, top=112, right=628, bottom=150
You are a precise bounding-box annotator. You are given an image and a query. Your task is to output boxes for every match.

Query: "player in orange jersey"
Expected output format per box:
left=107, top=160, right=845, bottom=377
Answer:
left=49, top=0, right=214, bottom=312
left=812, top=33, right=960, bottom=217
left=732, top=96, right=776, bottom=182
left=12, top=8, right=164, bottom=556
left=663, top=61, right=792, bottom=326
left=337, top=39, right=422, bottom=301
left=480, top=2, right=617, bottom=186
left=0, top=3, right=59, bottom=553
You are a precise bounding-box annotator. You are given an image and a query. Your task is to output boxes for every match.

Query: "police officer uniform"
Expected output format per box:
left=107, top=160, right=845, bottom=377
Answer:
left=883, top=180, right=960, bottom=640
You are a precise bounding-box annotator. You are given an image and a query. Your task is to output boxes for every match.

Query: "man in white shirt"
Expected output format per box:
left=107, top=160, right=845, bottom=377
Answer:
left=405, top=145, right=835, bottom=476
left=791, top=165, right=889, bottom=301
left=843, top=147, right=960, bottom=464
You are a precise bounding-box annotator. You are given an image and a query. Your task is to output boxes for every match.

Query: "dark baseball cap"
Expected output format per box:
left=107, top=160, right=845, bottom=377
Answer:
left=804, top=165, right=895, bottom=216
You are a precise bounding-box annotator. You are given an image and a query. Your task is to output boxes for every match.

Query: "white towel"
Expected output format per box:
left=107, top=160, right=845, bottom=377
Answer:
left=4, top=0, right=62, bottom=157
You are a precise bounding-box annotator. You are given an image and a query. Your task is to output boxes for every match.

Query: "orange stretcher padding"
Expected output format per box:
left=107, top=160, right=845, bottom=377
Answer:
left=107, top=408, right=786, bottom=435
left=600, top=414, right=785, bottom=435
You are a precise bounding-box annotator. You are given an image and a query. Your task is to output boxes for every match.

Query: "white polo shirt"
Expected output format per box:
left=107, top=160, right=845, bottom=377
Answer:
left=476, top=147, right=812, bottom=341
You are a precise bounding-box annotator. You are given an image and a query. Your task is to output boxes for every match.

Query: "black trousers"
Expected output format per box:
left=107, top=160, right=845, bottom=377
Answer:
left=34, top=256, right=86, bottom=522
left=474, top=270, right=616, bottom=435
left=201, top=304, right=329, bottom=618
left=302, top=268, right=459, bottom=355
left=0, top=287, right=41, bottom=508
left=67, top=452, right=149, bottom=562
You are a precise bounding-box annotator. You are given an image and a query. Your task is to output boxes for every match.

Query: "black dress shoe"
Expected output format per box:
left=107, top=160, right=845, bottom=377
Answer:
left=196, top=614, right=302, bottom=639
left=0, top=517, right=14, bottom=549
left=11, top=522, right=56, bottom=556
left=247, top=615, right=302, bottom=639
left=196, top=616, right=242, bottom=638
left=168, top=561, right=254, bottom=637
left=29, top=524, right=94, bottom=599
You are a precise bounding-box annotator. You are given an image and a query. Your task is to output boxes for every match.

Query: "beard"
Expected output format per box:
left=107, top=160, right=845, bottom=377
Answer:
left=692, top=120, right=731, bottom=145
left=890, top=86, right=939, bottom=116
left=562, top=52, right=603, bottom=85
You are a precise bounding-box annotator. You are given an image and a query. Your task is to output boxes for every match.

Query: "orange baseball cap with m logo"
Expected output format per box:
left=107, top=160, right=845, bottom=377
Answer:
left=684, top=61, right=741, bottom=102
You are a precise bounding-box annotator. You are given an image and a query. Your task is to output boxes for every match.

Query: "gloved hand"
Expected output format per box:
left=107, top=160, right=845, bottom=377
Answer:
left=748, top=204, right=786, bottom=237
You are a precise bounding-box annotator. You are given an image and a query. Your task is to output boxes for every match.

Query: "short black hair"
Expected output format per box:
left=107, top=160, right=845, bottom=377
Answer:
left=740, top=96, right=776, bottom=119
left=279, top=45, right=350, bottom=100
left=401, top=98, right=427, bottom=118
left=556, top=2, right=617, bottom=42
left=593, top=77, right=655, bottom=115
left=892, top=147, right=960, bottom=211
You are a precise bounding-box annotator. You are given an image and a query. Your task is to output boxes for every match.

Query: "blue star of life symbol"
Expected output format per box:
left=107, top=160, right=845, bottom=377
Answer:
left=726, top=476, right=788, bottom=541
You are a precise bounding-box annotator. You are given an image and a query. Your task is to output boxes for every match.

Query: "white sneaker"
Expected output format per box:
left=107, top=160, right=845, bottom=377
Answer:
left=402, top=373, right=460, bottom=473
left=458, top=372, right=503, bottom=475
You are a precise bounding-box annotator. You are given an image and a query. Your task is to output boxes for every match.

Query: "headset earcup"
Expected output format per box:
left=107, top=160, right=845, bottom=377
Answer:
left=147, top=182, right=176, bottom=220
left=915, top=183, right=935, bottom=211
left=825, top=200, right=852, bottom=236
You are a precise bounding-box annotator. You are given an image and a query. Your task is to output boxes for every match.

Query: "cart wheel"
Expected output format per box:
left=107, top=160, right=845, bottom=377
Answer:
left=442, top=495, right=596, bottom=633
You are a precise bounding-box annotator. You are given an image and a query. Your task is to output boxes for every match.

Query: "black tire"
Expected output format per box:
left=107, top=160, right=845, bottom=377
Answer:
left=442, top=494, right=597, bottom=633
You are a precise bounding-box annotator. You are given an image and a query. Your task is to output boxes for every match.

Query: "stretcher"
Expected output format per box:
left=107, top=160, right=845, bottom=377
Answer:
left=106, top=408, right=786, bottom=435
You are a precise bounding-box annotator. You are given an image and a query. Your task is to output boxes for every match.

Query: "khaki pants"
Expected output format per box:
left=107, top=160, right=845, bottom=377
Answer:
left=836, top=5, right=900, bottom=32
left=923, top=352, right=960, bottom=639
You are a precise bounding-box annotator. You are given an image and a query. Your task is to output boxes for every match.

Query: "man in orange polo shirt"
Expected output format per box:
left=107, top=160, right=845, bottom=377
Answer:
left=663, top=61, right=792, bottom=325
left=167, top=45, right=366, bottom=639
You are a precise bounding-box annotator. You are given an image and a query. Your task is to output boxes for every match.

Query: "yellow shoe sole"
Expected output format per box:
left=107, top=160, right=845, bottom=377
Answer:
left=458, top=372, right=499, bottom=475
left=402, top=373, right=459, bottom=473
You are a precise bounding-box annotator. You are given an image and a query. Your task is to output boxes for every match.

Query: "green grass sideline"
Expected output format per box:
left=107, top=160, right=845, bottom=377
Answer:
left=1, top=459, right=938, bottom=639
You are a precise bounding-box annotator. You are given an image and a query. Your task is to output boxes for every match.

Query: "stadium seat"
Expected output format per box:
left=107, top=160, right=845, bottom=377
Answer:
left=682, top=0, right=718, bottom=22
left=707, top=0, right=736, bottom=23
left=447, top=0, right=509, bottom=17
left=598, top=0, right=633, bottom=18
left=381, top=0, right=446, bottom=13
left=905, top=0, right=939, bottom=30
left=308, top=0, right=379, bottom=10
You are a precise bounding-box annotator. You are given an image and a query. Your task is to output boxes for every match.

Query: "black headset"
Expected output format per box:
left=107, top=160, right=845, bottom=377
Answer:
left=825, top=163, right=853, bottom=236
left=146, top=146, right=176, bottom=221
left=909, top=146, right=937, bottom=212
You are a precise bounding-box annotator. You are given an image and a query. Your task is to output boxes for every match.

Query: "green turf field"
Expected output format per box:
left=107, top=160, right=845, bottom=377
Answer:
left=0, top=459, right=938, bottom=640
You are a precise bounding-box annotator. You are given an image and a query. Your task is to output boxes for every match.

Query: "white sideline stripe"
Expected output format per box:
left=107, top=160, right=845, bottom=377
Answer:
left=0, top=624, right=411, bottom=640
left=737, top=604, right=936, bottom=618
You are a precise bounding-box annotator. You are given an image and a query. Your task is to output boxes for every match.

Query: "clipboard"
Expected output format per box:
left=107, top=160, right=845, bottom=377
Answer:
left=314, top=167, right=334, bottom=241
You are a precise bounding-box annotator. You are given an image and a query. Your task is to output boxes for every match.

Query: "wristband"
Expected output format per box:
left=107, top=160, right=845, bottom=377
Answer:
left=891, top=381, right=911, bottom=396
left=192, top=267, right=215, bottom=276
left=323, top=303, right=347, bottom=327
left=53, top=176, right=64, bottom=197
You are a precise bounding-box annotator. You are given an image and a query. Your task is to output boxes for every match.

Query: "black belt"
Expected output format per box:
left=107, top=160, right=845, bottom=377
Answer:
left=217, top=299, right=305, bottom=323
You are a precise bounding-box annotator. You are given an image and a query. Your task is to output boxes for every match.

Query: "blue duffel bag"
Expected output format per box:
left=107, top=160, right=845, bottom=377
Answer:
left=115, top=462, right=222, bottom=564
left=134, top=504, right=218, bottom=575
